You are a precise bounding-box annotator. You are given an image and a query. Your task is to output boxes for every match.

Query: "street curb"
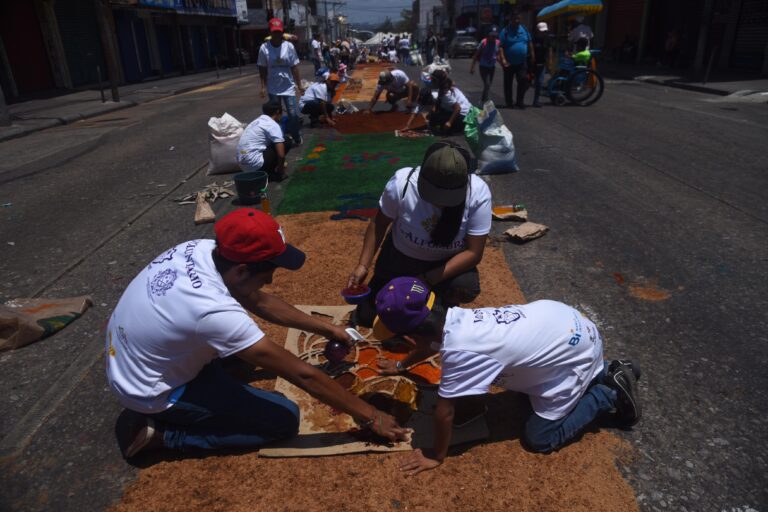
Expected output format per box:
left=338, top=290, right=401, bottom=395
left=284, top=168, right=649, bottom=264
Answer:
left=632, top=76, right=730, bottom=96
left=0, top=70, right=258, bottom=144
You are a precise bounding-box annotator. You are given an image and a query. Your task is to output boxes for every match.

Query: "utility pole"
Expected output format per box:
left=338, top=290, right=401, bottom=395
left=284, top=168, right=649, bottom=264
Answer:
left=94, top=0, right=120, bottom=102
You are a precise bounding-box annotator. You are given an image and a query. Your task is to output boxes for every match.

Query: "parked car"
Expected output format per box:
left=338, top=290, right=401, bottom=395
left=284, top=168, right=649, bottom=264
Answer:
left=448, top=36, right=478, bottom=58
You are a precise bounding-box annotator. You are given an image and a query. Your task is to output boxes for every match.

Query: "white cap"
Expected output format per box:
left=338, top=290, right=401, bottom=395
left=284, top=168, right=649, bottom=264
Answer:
left=537, top=22, right=548, bottom=32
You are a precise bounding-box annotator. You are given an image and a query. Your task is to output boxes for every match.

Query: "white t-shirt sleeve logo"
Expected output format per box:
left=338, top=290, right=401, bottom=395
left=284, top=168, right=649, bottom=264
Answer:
left=149, top=269, right=177, bottom=297
left=277, top=226, right=286, bottom=244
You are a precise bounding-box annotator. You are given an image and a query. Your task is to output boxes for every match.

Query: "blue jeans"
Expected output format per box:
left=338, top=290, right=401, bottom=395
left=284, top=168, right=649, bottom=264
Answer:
left=150, top=361, right=299, bottom=450
left=523, top=362, right=617, bottom=453
left=269, top=93, right=301, bottom=143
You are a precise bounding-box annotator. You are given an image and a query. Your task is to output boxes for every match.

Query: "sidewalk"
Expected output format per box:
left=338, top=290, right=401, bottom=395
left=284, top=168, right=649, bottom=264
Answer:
left=599, top=61, right=768, bottom=97
left=0, top=65, right=260, bottom=143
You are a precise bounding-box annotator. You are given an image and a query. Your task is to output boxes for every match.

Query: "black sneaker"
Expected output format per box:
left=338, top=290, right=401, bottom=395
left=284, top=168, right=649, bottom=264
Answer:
left=606, top=362, right=642, bottom=427
left=608, top=359, right=641, bottom=382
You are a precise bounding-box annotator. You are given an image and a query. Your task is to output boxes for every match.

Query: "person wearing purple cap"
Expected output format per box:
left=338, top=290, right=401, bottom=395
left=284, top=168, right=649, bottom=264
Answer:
left=371, top=276, right=642, bottom=474
left=107, top=209, right=409, bottom=459
left=346, top=141, right=492, bottom=330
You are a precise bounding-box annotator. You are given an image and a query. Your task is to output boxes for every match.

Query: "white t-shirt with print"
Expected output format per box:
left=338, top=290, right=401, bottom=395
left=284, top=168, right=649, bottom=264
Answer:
left=438, top=300, right=605, bottom=420
left=237, top=114, right=285, bottom=170
left=299, top=82, right=329, bottom=109
left=257, top=40, right=301, bottom=96
left=375, top=69, right=410, bottom=94
left=105, top=239, right=265, bottom=414
left=379, top=167, right=492, bottom=261
left=311, top=38, right=322, bottom=58
left=439, top=87, right=472, bottom=116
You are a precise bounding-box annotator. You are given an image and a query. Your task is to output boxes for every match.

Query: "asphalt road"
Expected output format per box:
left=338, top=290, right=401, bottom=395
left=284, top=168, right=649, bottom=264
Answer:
left=0, top=60, right=766, bottom=511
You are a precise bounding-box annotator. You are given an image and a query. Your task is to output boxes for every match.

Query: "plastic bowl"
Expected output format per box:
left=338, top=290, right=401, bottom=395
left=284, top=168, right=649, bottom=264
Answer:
left=341, top=285, right=371, bottom=305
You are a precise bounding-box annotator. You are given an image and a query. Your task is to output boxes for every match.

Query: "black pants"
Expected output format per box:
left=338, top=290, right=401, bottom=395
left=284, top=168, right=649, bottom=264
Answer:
left=353, top=234, right=481, bottom=327
left=503, top=62, right=528, bottom=107
left=261, top=138, right=293, bottom=178
left=428, top=109, right=466, bottom=135
left=300, top=101, right=334, bottom=124
left=479, top=65, right=495, bottom=103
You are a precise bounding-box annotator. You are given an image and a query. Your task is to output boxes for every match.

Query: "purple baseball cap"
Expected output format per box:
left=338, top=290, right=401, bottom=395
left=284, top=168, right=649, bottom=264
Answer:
left=372, top=277, right=436, bottom=340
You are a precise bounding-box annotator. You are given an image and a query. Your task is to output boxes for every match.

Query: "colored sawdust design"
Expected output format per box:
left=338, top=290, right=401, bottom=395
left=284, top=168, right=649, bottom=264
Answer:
left=114, top=212, right=639, bottom=512
left=258, top=305, right=485, bottom=457
left=333, top=63, right=394, bottom=102
left=333, top=111, right=427, bottom=135
left=278, top=133, right=434, bottom=216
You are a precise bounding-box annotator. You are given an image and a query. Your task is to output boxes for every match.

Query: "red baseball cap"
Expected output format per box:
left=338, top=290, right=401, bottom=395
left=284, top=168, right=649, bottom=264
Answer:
left=214, top=209, right=305, bottom=270
left=268, top=18, right=284, bottom=32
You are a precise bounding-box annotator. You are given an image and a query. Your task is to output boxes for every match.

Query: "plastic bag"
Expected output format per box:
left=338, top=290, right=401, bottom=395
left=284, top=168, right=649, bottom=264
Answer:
left=207, top=113, right=245, bottom=175
left=463, top=106, right=482, bottom=153
left=474, top=101, right=519, bottom=174
left=0, top=296, right=93, bottom=351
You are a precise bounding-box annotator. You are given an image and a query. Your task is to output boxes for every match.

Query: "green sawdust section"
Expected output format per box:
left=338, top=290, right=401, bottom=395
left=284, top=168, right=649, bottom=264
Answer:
left=278, top=133, right=435, bottom=215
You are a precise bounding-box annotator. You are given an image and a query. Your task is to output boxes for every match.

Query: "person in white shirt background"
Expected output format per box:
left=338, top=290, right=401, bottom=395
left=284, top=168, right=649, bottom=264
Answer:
left=108, top=209, right=409, bottom=459
left=568, top=15, right=594, bottom=50
left=369, top=276, right=643, bottom=474
left=428, top=69, right=473, bottom=134
left=257, top=18, right=304, bottom=145
left=237, top=99, right=291, bottom=181
left=398, top=34, right=411, bottom=65
left=310, top=33, right=323, bottom=72
left=299, top=71, right=339, bottom=127
left=346, top=143, right=492, bottom=329
left=364, top=69, right=418, bottom=113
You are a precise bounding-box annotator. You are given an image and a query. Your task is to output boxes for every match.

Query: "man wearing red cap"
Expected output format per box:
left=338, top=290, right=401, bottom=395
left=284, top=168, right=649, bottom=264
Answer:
left=258, top=18, right=304, bottom=145
left=106, top=209, right=408, bottom=458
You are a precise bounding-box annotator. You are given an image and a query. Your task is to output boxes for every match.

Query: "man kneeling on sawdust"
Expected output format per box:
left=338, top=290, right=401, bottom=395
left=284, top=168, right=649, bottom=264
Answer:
left=106, top=209, right=409, bottom=458
left=372, top=276, right=642, bottom=474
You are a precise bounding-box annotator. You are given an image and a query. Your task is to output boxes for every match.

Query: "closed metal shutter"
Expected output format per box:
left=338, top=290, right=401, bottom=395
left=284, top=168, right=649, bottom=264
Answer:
left=605, top=0, right=645, bottom=52
left=54, top=0, right=107, bottom=86
left=731, top=0, right=768, bottom=70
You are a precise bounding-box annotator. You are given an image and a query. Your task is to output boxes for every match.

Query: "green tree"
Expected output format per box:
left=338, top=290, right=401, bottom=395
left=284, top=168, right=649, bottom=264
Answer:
left=394, top=9, right=413, bottom=33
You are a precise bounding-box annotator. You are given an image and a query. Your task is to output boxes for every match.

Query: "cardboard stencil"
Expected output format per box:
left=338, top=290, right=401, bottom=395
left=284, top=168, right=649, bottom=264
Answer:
left=259, top=305, right=489, bottom=458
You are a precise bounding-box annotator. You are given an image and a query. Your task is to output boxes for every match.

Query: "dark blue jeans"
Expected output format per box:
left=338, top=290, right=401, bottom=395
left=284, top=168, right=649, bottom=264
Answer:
left=269, top=93, right=301, bottom=143
left=150, top=361, right=300, bottom=450
left=523, top=362, right=616, bottom=453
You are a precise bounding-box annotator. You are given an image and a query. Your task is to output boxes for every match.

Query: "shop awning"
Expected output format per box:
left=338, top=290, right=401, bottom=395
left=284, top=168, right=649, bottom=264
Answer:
left=537, top=0, right=603, bottom=21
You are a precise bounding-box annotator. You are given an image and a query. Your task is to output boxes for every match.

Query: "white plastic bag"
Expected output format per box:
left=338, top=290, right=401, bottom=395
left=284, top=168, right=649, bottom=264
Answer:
left=207, top=113, right=244, bottom=175
left=475, top=101, right=519, bottom=174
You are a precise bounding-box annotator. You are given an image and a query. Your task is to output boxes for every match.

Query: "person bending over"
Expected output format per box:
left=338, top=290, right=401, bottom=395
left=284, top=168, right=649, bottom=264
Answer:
left=347, top=142, right=491, bottom=328
left=371, top=276, right=643, bottom=474
left=364, top=69, right=417, bottom=113
left=300, top=71, right=339, bottom=127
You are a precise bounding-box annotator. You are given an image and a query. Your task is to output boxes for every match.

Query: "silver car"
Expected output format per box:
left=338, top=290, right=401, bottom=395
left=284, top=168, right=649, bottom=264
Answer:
left=448, top=36, right=478, bottom=58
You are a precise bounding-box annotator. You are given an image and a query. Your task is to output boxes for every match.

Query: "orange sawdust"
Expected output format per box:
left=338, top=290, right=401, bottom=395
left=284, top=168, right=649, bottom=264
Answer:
left=113, top=212, right=639, bottom=512
left=628, top=281, right=671, bottom=301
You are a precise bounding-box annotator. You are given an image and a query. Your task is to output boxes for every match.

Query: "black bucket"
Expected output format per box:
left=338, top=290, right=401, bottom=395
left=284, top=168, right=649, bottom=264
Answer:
left=234, top=171, right=268, bottom=205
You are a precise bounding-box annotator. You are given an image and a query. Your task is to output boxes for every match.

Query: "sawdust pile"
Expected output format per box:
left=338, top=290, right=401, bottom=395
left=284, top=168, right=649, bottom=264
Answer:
left=111, top=212, right=638, bottom=512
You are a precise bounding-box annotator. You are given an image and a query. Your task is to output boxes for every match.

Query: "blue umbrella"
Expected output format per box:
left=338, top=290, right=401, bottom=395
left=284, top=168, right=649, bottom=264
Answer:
left=537, top=0, right=603, bottom=21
